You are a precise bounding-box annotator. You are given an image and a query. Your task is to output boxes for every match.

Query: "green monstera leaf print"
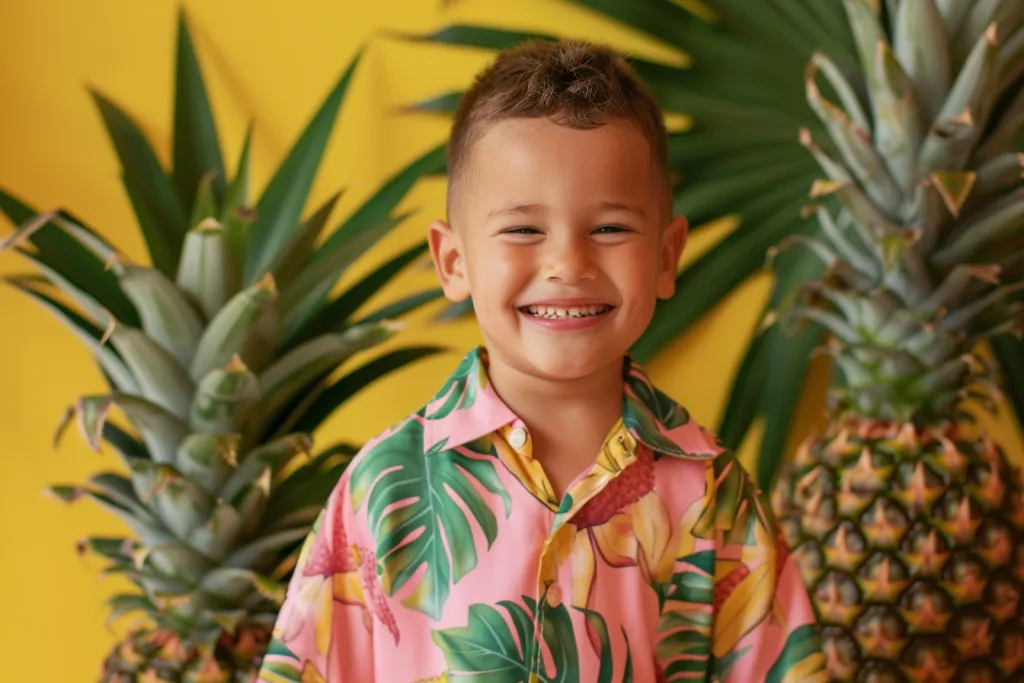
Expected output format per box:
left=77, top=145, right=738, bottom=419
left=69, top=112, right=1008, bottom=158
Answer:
left=432, top=598, right=632, bottom=682
left=349, top=417, right=511, bottom=619
left=426, top=349, right=486, bottom=421
left=626, top=374, right=690, bottom=430
left=764, top=625, right=822, bottom=683
left=580, top=607, right=634, bottom=683
left=622, top=369, right=693, bottom=455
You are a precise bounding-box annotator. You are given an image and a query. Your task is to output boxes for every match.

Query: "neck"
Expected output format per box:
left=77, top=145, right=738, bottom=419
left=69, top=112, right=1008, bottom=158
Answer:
left=484, top=351, right=625, bottom=439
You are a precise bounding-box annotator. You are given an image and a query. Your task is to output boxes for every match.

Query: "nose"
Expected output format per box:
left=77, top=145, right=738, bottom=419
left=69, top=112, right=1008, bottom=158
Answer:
left=541, top=234, right=597, bottom=284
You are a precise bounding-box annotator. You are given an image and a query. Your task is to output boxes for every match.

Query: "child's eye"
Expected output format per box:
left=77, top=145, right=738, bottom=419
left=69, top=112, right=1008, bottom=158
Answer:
left=594, top=225, right=628, bottom=234
left=505, top=226, right=542, bottom=235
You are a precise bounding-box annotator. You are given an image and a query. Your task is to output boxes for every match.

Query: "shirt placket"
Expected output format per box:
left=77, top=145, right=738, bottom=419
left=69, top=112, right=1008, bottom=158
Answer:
left=502, top=424, right=640, bottom=681
left=530, top=525, right=571, bottom=681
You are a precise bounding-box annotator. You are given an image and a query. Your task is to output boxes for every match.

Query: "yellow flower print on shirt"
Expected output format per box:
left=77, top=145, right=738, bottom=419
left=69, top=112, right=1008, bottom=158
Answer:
left=551, top=444, right=706, bottom=612
left=701, top=456, right=789, bottom=659
left=495, top=418, right=708, bottom=617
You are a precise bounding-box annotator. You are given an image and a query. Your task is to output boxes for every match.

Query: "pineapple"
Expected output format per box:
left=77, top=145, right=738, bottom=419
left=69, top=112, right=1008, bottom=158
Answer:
left=770, top=0, right=1024, bottom=680
left=0, top=13, right=445, bottom=683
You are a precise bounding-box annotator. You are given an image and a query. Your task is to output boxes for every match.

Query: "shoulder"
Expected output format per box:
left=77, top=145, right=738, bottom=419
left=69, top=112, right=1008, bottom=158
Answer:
left=624, top=370, right=728, bottom=461
left=635, top=378, right=771, bottom=511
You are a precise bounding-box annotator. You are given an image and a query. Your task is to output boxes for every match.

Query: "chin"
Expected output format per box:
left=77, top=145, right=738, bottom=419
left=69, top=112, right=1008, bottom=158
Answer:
left=520, top=337, right=630, bottom=381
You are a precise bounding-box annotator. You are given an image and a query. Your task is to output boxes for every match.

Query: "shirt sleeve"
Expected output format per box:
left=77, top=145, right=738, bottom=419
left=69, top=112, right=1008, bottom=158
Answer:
left=708, top=453, right=826, bottom=683
left=256, top=471, right=375, bottom=683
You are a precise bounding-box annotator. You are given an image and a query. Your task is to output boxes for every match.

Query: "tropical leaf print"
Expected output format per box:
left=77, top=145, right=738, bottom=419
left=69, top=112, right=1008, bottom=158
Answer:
left=710, top=646, right=753, bottom=681
left=258, top=639, right=326, bottom=683
left=624, top=364, right=690, bottom=428
left=654, top=550, right=714, bottom=681
left=579, top=607, right=632, bottom=683
left=432, top=599, right=631, bottom=683
left=349, top=418, right=512, bottom=619
left=427, top=349, right=485, bottom=420
left=693, top=453, right=762, bottom=547
left=654, top=549, right=715, bottom=608
left=258, top=657, right=302, bottom=683
left=622, top=366, right=694, bottom=456
left=764, top=624, right=827, bottom=683
left=431, top=598, right=573, bottom=683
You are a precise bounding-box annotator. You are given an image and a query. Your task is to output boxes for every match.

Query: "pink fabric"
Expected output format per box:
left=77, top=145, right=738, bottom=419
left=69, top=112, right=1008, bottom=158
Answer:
left=256, top=347, right=824, bottom=683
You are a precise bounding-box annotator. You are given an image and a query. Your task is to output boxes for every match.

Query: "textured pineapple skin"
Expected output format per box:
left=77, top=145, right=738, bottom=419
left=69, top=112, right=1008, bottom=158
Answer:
left=772, top=417, right=1024, bottom=682
left=100, top=624, right=270, bottom=683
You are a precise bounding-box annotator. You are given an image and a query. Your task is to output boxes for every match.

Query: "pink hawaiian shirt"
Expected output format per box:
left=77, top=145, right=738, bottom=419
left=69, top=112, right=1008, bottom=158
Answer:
left=256, top=346, right=824, bottom=682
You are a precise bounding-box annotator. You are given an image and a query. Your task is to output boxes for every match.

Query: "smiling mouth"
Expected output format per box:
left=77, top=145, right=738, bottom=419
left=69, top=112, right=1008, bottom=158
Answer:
left=520, top=304, right=614, bottom=320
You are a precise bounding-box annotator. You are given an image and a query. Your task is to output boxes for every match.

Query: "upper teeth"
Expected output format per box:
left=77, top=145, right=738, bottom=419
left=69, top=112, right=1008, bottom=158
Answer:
left=525, top=305, right=609, bottom=319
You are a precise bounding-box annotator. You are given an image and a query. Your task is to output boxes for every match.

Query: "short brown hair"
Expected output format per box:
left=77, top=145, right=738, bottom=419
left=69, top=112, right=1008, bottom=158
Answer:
left=446, top=39, right=670, bottom=216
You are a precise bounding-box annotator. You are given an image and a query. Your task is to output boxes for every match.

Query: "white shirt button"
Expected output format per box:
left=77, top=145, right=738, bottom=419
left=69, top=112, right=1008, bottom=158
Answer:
left=509, top=427, right=528, bottom=449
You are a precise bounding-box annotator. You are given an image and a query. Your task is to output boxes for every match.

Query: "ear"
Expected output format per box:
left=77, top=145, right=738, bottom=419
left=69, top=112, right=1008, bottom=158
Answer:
left=657, top=214, right=688, bottom=300
left=428, top=218, right=471, bottom=302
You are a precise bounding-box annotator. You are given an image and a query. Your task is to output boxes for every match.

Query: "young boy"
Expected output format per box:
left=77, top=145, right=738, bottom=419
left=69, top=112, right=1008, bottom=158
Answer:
left=257, top=39, right=823, bottom=683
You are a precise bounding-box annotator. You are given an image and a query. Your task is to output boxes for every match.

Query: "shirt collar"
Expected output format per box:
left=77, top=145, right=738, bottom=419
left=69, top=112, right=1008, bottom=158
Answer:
left=421, top=346, right=724, bottom=460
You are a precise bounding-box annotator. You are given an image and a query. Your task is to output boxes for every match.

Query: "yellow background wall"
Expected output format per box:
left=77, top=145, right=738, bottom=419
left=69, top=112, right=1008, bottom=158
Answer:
left=1, top=1, right=1021, bottom=681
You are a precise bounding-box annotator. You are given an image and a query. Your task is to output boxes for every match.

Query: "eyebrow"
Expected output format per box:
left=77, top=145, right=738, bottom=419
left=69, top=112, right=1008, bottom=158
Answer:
left=486, top=201, right=647, bottom=220
left=486, top=203, right=545, bottom=220
left=600, top=201, right=648, bottom=219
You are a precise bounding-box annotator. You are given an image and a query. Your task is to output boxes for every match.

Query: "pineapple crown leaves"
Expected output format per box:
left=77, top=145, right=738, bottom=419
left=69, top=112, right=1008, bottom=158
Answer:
left=40, top=344, right=377, bottom=551
left=0, top=9, right=452, bottom=642
left=764, top=0, right=1024, bottom=423
left=0, top=7, right=451, bottom=352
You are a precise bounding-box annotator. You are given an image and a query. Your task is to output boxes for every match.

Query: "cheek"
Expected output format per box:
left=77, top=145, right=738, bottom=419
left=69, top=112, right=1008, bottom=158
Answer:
left=602, top=245, right=660, bottom=291
left=466, top=243, right=534, bottom=296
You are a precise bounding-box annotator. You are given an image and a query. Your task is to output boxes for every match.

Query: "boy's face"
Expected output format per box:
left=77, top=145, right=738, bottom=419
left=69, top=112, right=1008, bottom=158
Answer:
left=429, top=117, right=688, bottom=383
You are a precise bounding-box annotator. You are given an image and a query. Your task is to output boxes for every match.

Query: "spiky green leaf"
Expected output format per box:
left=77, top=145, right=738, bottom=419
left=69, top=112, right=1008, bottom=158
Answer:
left=281, top=143, right=446, bottom=343
left=4, top=278, right=138, bottom=393
left=221, top=123, right=254, bottom=272
left=90, top=90, right=186, bottom=275
left=259, top=324, right=397, bottom=421
left=292, top=240, right=431, bottom=341
left=356, top=288, right=444, bottom=326
left=290, top=346, right=447, bottom=436
left=109, top=325, right=195, bottom=420
left=269, top=191, right=341, bottom=291
left=190, top=358, right=262, bottom=436
left=243, top=55, right=360, bottom=283
left=222, top=434, right=311, bottom=502
left=189, top=273, right=280, bottom=380
left=410, top=24, right=555, bottom=50
left=172, top=10, right=226, bottom=219
left=176, top=221, right=235, bottom=320
left=119, top=266, right=205, bottom=367
left=175, top=433, right=239, bottom=494
left=0, top=193, right=138, bottom=324
left=222, top=527, right=309, bottom=571
left=115, top=393, right=190, bottom=464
